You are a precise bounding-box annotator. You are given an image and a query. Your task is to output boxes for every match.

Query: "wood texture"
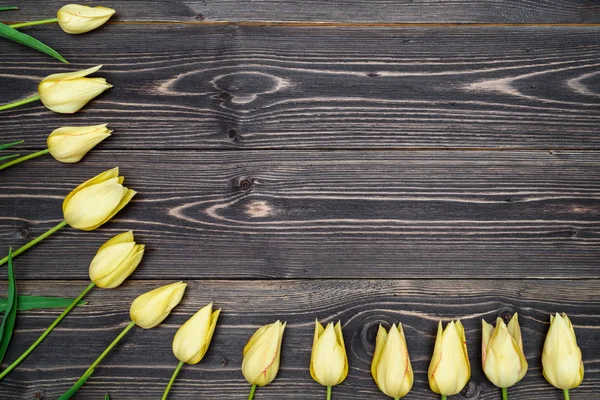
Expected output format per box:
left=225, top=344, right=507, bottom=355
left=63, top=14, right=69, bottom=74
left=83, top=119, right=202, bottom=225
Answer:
left=1, top=26, right=600, bottom=150
left=2, top=0, right=600, bottom=23
left=1, top=279, right=599, bottom=400
left=0, top=150, right=598, bottom=280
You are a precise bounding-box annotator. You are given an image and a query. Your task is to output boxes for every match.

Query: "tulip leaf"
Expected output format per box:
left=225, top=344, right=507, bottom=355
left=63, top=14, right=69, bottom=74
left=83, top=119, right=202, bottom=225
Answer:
left=0, top=7, right=18, bottom=12
left=0, top=154, right=19, bottom=162
left=0, top=22, right=68, bottom=63
left=0, top=248, right=17, bottom=364
left=105, top=395, right=110, bottom=400
left=0, top=140, right=22, bottom=151
left=0, top=296, right=87, bottom=312
left=57, top=369, right=94, bottom=400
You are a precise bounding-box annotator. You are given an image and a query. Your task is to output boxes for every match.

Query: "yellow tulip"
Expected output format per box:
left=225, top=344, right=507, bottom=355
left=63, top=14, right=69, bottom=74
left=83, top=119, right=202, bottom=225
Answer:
left=38, top=65, right=111, bottom=113
left=57, top=4, right=116, bottom=34
left=482, top=314, right=528, bottom=390
left=173, top=303, right=220, bottom=364
left=47, top=124, right=111, bottom=163
left=428, top=320, right=471, bottom=396
left=242, top=320, right=286, bottom=387
left=130, top=282, right=187, bottom=329
left=88, top=231, right=144, bottom=288
left=310, top=321, right=348, bottom=389
left=371, top=324, right=413, bottom=399
left=63, top=167, right=136, bottom=231
left=542, top=313, right=584, bottom=391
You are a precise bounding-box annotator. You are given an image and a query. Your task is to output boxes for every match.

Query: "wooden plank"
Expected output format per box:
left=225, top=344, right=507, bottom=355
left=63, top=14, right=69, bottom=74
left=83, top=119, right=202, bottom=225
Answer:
left=0, top=150, right=598, bottom=280
left=1, top=279, right=598, bottom=399
left=1, top=25, right=600, bottom=150
left=3, top=0, right=600, bottom=23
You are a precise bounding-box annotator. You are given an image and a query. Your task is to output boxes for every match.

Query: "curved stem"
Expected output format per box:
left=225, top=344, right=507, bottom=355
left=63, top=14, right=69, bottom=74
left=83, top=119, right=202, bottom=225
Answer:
left=82, top=321, right=136, bottom=377
left=0, top=220, right=67, bottom=267
left=0, top=148, right=48, bottom=171
left=247, top=384, right=257, bottom=400
left=0, top=282, right=95, bottom=380
left=564, top=389, right=570, bottom=400
left=326, top=386, right=332, bottom=400
left=502, top=387, right=508, bottom=400
left=162, top=360, right=184, bottom=400
left=9, top=18, right=58, bottom=29
left=0, top=94, right=40, bottom=111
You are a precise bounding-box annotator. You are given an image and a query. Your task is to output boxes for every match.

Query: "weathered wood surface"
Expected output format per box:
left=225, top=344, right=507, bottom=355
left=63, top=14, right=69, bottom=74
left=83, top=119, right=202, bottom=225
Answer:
left=1, top=26, right=600, bottom=150
left=3, top=0, right=600, bottom=23
left=1, top=279, right=598, bottom=399
left=1, top=150, right=598, bottom=280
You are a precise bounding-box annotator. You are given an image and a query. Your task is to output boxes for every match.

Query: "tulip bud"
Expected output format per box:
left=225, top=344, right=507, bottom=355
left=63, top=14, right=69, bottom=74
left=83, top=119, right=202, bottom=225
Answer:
left=57, top=4, right=116, bottom=34
left=481, top=314, right=528, bottom=389
left=242, top=320, right=286, bottom=386
left=88, top=231, right=144, bottom=289
left=173, top=303, right=220, bottom=364
left=38, top=65, right=112, bottom=114
left=63, top=167, right=136, bottom=231
left=47, top=124, right=111, bottom=163
left=130, top=282, right=187, bottom=329
left=542, top=313, right=584, bottom=390
left=310, top=320, right=348, bottom=387
left=371, top=324, right=413, bottom=399
left=428, top=320, right=471, bottom=396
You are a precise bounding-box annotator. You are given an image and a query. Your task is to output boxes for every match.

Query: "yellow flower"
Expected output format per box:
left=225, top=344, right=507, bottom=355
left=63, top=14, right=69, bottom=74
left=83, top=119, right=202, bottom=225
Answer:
left=130, top=282, right=187, bottom=329
left=428, top=320, right=471, bottom=396
left=482, top=314, right=528, bottom=389
left=62, top=167, right=136, bottom=231
left=173, top=303, right=221, bottom=364
left=542, top=313, right=584, bottom=390
left=88, top=231, right=144, bottom=288
left=38, top=65, right=112, bottom=114
left=57, top=4, right=116, bottom=34
left=242, top=320, right=286, bottom=386
left=371, top=324, right=413, bottom=398
left=310, top=320, right=348, bottom=387
left=47, top=124, right=111, bottom=163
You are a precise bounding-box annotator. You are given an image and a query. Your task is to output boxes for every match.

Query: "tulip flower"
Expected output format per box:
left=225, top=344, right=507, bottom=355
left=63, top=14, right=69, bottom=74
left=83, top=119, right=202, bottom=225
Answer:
left=428, top=320, right=471, bottom=400
left=542, top=313, right=584, bottom=400
left=0, top=232, right=145, bottom=380
left=162, top=303, right=221, bottom=400
left=242, top=320, right=287, bottom=399
left=0, top=65, right=111, bottom=113
left=57, top=282, right=187, bottom=400
left=481, top=314, right=528, bottom=399
left=371, top=324, right=413, bottom=399
left=311, top=320, right=348, bottom=400
left=0, top=124, right=111, bottom=171
left=57, top=4, right=116, bottom=34
left=0, top=167, right=135, bottom=268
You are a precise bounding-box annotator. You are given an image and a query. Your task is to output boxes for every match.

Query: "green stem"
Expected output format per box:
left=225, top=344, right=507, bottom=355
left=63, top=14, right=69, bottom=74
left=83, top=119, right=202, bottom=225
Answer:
left=0, top=148, right=49, bottom=171
left=441, top=396, right=447, bottom=400
left=0, top=220, right=68, bottom=267
left=248, top=384, right=257, bottom=400
left=162, top=360, right=185, bottom=400
left=9, top=18, right=58, bottom=29
left=502, top=387, right=508, bottom=400
left=394, top=398, right=400, bottom=400
left=326, top=386, right=332, bottom=400
left=564, top=389, right=570, bottom=400
left=0, top=94, right=41, bottom=111
left=0, top=282, right=95, bottom=380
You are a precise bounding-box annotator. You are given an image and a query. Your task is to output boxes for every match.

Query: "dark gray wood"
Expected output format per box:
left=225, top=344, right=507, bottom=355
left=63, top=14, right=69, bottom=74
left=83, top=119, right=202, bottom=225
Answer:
left=1, top=26, right=600, bottom=150
left=2, top=0, right=600, bottom=23
left=0, top=150, right=598, bottom=280
left=1, top=279, right=598, bottom=399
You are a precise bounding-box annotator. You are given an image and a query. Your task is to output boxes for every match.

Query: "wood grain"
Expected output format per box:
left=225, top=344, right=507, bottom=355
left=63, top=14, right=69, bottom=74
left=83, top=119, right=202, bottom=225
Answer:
left=2, top=0, right=600, bottom=23
left=0, top=150, right=598, bottom=280
left=1, top=26, right=600, bottom=150
left=0, top=279, right=598, bottom=399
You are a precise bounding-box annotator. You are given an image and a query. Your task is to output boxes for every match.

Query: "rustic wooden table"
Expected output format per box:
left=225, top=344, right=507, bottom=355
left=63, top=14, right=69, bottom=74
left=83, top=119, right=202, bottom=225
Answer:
left=0, top=1, right=599, bottom=399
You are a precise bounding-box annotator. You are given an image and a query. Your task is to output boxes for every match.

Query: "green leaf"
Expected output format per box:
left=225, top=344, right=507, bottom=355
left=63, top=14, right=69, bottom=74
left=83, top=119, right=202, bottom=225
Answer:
left=57, top=369, right=94, bottom=400
left=0, top=248, right=17, bottom=364
left=0, top=22, right=67, bottom=63
left=0, top=154, right=18, bottom=162
left=105, top=395, right=110, bottom=400
left=0, top=295, right=87, bottom=312
left=0, top=7, right=18, bottom=12
left=0, top=140, right=22, bottom=151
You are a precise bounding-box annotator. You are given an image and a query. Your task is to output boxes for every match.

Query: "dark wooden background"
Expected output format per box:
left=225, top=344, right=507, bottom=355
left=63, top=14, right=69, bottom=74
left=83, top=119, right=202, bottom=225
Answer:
left=1, top=1, right=599, bottom=399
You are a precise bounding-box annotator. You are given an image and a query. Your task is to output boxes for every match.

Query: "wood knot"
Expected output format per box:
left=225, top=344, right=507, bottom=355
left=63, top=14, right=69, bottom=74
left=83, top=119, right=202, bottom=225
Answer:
left=497, top=307, right=515, bottom=323
left=238, top=179, right=253, bottom=191
left=211, top=71, right=291, bottom=104
left=361, top=320, right=388, bottom=354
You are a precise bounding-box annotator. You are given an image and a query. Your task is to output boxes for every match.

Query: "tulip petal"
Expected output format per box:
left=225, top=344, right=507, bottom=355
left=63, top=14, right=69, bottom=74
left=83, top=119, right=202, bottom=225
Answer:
left=311, top=322, right=347, bottom=387
left=62, top=167, right=119, bottom=213
left=98, top=230, right=134, bottom=252
left=242, top=321, right=285, bottom=386
left=507, top=313, right=523, bottom=351
left=130, top=282, right=186, bottom=329
left=481, top=319, right=494, bottom=365
left=173, top=303, right=217, bottom=364
left=85, top=188, right=136, bottom=231
left=64, top=181, right=124, bottom=230
left=542, top=313, right=584, bottom=389
left=371, top=324, right=388, bottom=381
left=42, top=65, right=103, bottom=82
